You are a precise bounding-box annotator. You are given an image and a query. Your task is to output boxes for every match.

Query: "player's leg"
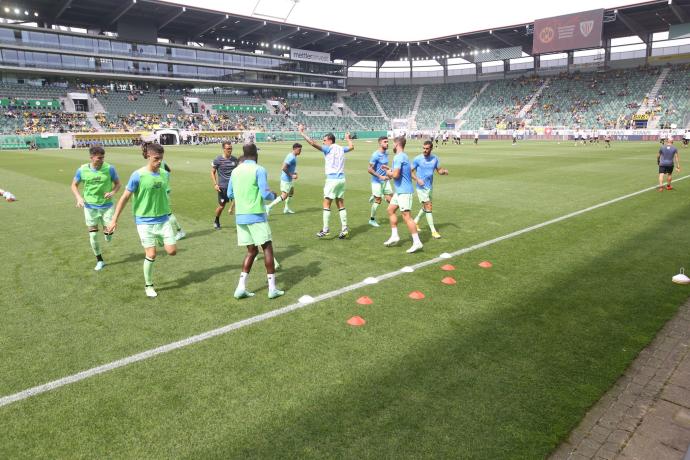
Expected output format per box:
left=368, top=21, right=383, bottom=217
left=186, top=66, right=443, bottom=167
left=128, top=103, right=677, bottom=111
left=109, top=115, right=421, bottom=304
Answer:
left=235, top=244, right=258, bottom=299
left=369, top=182, right=383, bottom=226
left=85, top=208, right=105, bottom=271
left=143, top=245, right=158, bottom=298
left=318, top=182, right=334, bottom=237
left=284, top=186, right=295, bottom=213
left=400, top=195, right=423, bottom=253
left=215, top=190, right=227, bottom=229
left=102, top=207, right=115, bottom=243
left=384, top=197, right=401, bottom=246
left=659, top=172, right=665, bottom=190
left=423, top=201, right=441, bottom=238
left=667, top=172, right=673, bottom=189
left=336, top=194, right=348, bottom=239
left=261, top=239, right=284, bottom=299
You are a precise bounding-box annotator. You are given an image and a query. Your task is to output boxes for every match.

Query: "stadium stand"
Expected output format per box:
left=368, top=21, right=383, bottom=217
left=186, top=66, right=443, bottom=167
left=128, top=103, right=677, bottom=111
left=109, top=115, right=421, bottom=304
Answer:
left=655, top=63, right=690, bottom=129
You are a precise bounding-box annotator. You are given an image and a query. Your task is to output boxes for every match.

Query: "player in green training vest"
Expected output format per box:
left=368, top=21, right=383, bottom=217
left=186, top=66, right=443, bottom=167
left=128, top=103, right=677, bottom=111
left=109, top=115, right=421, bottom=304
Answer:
left=142, top=142, right=185, bottom=240
left=70, top=146, right=121, bottom=271
left=107, top=143, right=177, bottom=298
left=227, top=143, right=284, bottom=299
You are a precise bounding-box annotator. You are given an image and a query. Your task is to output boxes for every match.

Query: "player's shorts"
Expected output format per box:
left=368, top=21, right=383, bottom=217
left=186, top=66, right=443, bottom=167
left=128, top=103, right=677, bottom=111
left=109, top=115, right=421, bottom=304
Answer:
left=659, top=165, right=674, bottom=174
left=323, top=178, right=346, bottom=199
left=416, top=188, right=433, bottom=203
left=137, top=221, right=176, bottom=248
left=84, top=206, right=114, bottom=227
left=280, top=180, right=294, bottom=194
left=237, top=221, right=272, bottom=247
left=371, top=181, right=393, bottom=198
left=683, top=139, right=689, bottom=145
left=390, top=193, right=413, bottom=212
left=218, top=188, right=230, bottom=205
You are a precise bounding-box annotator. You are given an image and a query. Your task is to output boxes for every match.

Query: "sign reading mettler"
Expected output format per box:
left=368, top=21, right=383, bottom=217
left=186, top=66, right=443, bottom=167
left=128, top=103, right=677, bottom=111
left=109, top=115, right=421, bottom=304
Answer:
left=290, top=48, right=332, bottom=64
left=533, top=9, right=604, bottom=54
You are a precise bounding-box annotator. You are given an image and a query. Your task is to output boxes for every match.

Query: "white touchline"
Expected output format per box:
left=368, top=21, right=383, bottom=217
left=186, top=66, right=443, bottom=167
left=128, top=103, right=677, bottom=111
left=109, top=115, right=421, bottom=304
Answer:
left=1, top=176, right=688, bottom=408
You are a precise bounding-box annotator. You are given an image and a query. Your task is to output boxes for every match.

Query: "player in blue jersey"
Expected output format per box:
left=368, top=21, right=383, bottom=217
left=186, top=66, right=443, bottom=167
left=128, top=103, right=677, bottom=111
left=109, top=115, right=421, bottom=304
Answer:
left=383, top=136, right=423, bottom=253
left=266, top=143, right=302, bottom=215
left=367, top=136, right=392, bottom=227
left=412, top=140, right=448, bottom=239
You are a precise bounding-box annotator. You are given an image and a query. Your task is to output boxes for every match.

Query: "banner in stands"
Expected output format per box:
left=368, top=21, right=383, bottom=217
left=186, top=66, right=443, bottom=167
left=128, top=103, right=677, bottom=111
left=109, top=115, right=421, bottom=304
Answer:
left=212, top=105, right=267, bottom=112
left=533, top=9, right=604, bottom=54
left=290, top=48, right=331, bottom=64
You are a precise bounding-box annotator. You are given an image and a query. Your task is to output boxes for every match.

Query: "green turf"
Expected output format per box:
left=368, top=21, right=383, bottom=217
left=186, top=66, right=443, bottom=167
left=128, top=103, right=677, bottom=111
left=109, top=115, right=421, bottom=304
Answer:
left=1, top=140, right=689, bottom=458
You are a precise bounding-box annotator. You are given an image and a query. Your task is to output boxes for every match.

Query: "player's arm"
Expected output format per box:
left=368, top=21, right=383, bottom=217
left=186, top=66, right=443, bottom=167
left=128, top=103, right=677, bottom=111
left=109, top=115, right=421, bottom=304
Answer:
left=386, top=166, right=401, bottom=180
left=675, top=152, right=681, bottom=171
left=298, top=124, right=323, bottom=151
left=657, top=150, right=661, bottom=165
left=105, top=178, right=122, bottom=200
left=105, top=190, right=132, bottom=234
left=226, top=176, right=234, bottom=201
left=435, top=166, right=449, bottom=176
left=257, top=167, right=276, bottom=201
left=411, top=167, right=424, bottom=187
left=70, top=178, right=85, bottom=208
left=281, top=162, right=297, bottom=180
left=211, top=163, right=221, bottom=192
left=345, top=132, right=354, bottom=151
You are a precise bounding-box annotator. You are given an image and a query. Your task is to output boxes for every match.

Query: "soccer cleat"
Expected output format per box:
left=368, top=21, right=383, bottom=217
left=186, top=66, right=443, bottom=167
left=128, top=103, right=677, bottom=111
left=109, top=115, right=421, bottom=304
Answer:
left=368, top=219, right=380, bottom=228
left=316, top=229, right=330, bottom=238
left=233, top=288, right=255, bottom=299
left=406, top=242, right=424, bottom=254
left=175, top=230, right=186, bottom=240
left=94, top=261, right=106, bottom=271
left=416, top=223, right=421, bottom=232
left=214, top=221, right=221, bottom=230
left=283, top=208, right=295, bottom=214
left=658, top=187, right=664, bottom=192
left=666, top=185, right=674, bottom=190
left=431, top=231, right=442, bottom=239
left=338, top=227, right=350, bottom=239
left=383, top=236, right=400, bottom=247
left=268, top=289, right=285, bottom=299
left=145, top=285, right=157, bottom=298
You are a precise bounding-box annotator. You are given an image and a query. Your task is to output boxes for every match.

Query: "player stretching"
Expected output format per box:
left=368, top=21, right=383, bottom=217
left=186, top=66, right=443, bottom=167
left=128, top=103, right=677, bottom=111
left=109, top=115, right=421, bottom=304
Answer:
left=368, top=136, right=392, bottom=227
left=142, top=143, right=185, bottom=240
left=107, top=144, right=176, bottom=298
left=211, top=141, right=239, bottom=229
left=266, top=142, right=302, bottom=215
left=657, top=139, right=681, bottom=191
left=384, top=136, right=423, bottom=253
left=70, top=146, right=121, bottom=271
left=412, top=141, right=448, bottom=239
left=228, top=143, right=283, bottom=299
left=298, top=124, right=354, bottom=239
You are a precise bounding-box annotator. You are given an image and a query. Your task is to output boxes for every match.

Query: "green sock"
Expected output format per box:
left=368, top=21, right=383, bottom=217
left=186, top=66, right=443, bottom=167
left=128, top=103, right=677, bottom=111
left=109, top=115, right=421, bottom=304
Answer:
left=268, top=195, right=283, bottom=209
left=322, top=209, right=331, bottom=230
left=338, top=208, right=347, bottom=227
left=425, top=211, right=437, bottom=233
left=284, top=196, right=291, bottom=209
left=143, top=257, right=154, bottom=286
left=168, top=213, right=181, bottom=232
left=414, top=209, right=424, bottom=224
left=89, top=231, right=101, bottom=256
left=370, top=202, right=379, bottom=219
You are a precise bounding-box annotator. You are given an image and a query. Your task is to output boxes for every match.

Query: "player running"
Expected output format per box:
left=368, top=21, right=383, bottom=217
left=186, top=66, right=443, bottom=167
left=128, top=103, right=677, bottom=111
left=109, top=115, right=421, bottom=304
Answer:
left=657, top=139, right=681, bottom=191
left=412, top=141, right=448, bottom=239
left=142, top=143, right=185, bottom=240
left=384, top=136, right=423, bottom=254
left=367, top=136, right=392, bottom=227
left=227, top=143, right=283, bottom=299
left=211, top=141, right=239, bottom=229
left=107, top=143, right=177, bottom=298
left=298, top=124, right=354, bottom=239
left=266, top=142, right=302, bottom=215
left=70, top=146, right=121, bottom=271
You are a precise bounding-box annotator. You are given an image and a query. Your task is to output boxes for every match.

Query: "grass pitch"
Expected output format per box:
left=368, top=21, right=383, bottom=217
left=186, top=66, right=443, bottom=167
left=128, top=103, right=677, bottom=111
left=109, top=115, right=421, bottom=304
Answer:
left=1, top=140, right=689, bottom=458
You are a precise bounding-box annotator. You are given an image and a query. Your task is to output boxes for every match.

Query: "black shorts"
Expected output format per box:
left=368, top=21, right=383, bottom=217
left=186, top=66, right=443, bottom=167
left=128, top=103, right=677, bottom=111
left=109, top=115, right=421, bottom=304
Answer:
left=659, top=165, right=674, bottom=174
left=684, top=139, right=689, bottom=145
left=218, top=188, right=229, bottom=204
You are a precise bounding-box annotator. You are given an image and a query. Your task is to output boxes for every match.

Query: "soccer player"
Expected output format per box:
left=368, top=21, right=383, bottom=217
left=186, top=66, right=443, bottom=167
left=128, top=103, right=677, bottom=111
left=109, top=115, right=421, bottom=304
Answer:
left=412, top=141, right=448, bottom=239
left=512, top=129, right=518, bottom=145
left=657, top=139, right=681, bottom=191
left=298, top=124, right=354, bottom=239
left=266, top=142, right=301, bottom=215
left=70, top=146, right=121, bottom=271
left=367, top=136, right=392, bottom=227
left=0, top=188, right=16, bottom=201
left=474, top=131, right=479, bottom=145
left=142, top=143, right=185, bottom=240
left=107, top=143, right=176, bottom=298
left=227, top=143, right=283, bottom=299
left=683, top=130, right=689, bottom=148
left=211, top=141, right=239, bottom=229
left=604, top=133, right=612, bottom=149
left=384, top=136, right=423, bottom=253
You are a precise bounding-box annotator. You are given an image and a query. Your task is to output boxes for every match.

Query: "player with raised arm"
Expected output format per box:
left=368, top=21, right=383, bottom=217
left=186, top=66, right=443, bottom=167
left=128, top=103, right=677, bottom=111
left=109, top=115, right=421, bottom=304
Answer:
left=106, top=144, right=176, bottom=298
left=70, top=146, right=121, bottom=271
left=384, top=136, right=423, bottom=254
left=228, top=143, right=283, bottom=299
left=298, top=124, right=354, bottom=239
left=367, top=136, right=392, bottom=227
left=412, top=140, right=448, bottom=239
left=211, top=141, right=239, bottom=229
left=266, top=142, right=301, bottom=215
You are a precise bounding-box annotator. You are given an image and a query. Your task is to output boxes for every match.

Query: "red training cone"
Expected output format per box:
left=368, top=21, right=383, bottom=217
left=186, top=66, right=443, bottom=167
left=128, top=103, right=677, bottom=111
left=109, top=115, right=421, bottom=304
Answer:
left=356, top=296, right=373, bottom=305
left=441, top=277, right=457, bottom=285
left=408, top=291, right=426, bottom=300
left=347, top=316, right=366, bottom=326
left=479, top=261, right=493, bottom=268
left=441, top=264, right=456, bottom=271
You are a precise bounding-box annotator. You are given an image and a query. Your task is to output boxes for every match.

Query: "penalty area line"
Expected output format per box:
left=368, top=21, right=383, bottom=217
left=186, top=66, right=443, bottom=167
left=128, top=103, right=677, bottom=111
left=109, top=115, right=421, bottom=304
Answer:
left=1, top=176, right=687, bottom=409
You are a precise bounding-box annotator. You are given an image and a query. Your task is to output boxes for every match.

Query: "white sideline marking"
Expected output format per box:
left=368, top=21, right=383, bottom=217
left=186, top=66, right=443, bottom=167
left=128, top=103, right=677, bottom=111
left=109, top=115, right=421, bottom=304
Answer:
left=1, top=176, right=688, bottom=408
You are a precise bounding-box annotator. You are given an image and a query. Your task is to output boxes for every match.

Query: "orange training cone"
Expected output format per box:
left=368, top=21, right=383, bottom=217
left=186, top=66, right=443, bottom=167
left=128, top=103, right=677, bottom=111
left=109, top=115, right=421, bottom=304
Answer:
left=347, top=316, right=366, bottom=326
left=441, top=264, right=455, bottom=271
left=408, top=291, right=426, bottom=300
left=479, top=261, right=493, bottom=268
left=441, top=277, right=457, bottom=285
left=357, top=296, right=373, bottom=305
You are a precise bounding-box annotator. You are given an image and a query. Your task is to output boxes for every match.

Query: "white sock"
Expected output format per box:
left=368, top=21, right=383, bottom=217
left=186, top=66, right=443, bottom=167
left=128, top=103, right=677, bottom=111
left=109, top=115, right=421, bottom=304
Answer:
left=267, top=274, right=276, bottom=291
left=412, top=233, right=421, bottom=245
left=238, top=272, right=248, bottom=291
left=391, top=227, right=399, bottom=239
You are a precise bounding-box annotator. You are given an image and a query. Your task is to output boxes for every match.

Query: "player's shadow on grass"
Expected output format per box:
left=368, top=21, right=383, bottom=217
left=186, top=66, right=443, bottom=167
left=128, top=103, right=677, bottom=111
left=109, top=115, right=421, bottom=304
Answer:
left=157, top=263, right=240, bottom=292
left=108, top=249, right=188, bottom=267
left=183, top=228, right=216, bottom=239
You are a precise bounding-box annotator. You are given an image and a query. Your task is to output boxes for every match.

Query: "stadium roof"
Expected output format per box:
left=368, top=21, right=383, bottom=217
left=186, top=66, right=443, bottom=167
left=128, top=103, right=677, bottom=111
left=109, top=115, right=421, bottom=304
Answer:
left=15, top=0, right=690, bottom=62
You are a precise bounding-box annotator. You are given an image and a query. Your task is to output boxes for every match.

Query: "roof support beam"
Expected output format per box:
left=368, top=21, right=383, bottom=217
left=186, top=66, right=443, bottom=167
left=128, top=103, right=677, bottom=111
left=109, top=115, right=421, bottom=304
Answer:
left=106, top=1, right=137, bottom=26
left=54, top=0, right=73, bottom=19
left=382, top=44, right=400, bottom=61
left=615, top=11, right=649, bottom=43
left=428, top=42, right=454, bottom=57
left=417, top=44, right=435, bottom=60
left=195, top=16, right=229, bottom=38
left=324, top=37, right=354, bottom=52
left=294, top=32, right=330, bottom=48
left=269, top=27, right=301, bottom=45
left=669, top=2, right=689, bottom=23
left=492, top=32, right=519, bottom=47
left=158, top=7, right=186, bottom=31
left=236, top=21, right=265, bottom=39
left=356, top=43, right=390, bottom=62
